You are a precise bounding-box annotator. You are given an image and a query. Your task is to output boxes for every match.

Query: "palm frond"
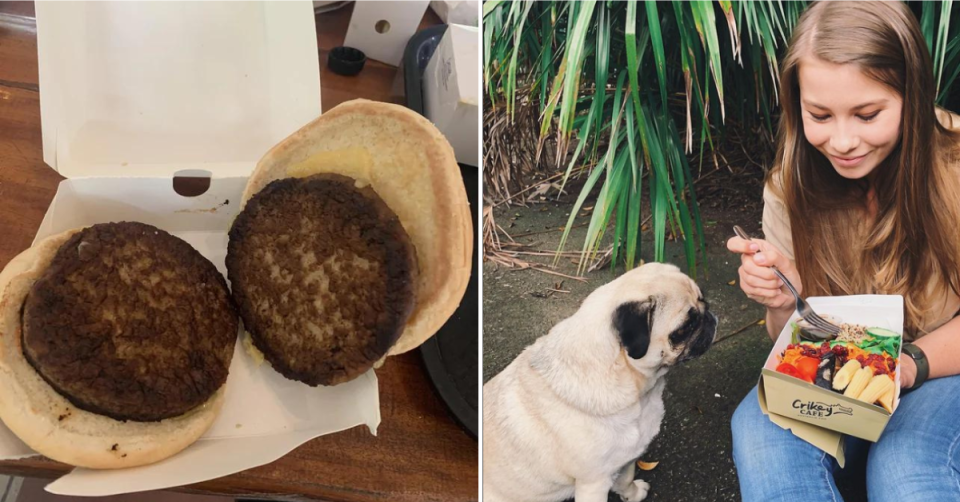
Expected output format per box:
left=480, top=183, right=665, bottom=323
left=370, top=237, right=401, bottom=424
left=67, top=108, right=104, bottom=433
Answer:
left=483, top=0, right=957, bottom=277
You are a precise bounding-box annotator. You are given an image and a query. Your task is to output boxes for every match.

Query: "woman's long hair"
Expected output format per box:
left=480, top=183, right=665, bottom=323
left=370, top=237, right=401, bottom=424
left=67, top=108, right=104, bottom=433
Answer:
left=769, top=1, right=960, bottom=337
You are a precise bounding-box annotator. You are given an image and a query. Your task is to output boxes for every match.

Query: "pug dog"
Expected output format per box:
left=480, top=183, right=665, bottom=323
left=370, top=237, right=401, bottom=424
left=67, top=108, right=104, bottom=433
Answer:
left=482, top=263, right=717, bottom=502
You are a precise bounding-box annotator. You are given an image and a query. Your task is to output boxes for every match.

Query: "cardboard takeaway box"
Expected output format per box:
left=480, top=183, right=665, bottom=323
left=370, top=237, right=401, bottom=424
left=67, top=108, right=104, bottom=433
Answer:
left=757, top=295, right=904, bottom=466
left=3, top=2, right=383, bottom=496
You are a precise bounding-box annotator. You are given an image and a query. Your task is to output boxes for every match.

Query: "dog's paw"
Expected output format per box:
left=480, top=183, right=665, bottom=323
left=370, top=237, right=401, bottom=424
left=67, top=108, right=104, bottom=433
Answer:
left=619, top=479, right=650, bottom=502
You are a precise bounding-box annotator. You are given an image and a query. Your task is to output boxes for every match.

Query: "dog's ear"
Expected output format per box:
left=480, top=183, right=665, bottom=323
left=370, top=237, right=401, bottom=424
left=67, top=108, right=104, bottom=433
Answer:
left=614, top=298, right=656, bottom=360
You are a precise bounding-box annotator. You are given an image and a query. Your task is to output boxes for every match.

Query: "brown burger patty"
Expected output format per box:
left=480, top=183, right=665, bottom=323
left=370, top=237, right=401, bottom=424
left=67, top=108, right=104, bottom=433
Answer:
left=21, top=222, right=238, bottom=422
left=226, top=174, right=418, bottom=386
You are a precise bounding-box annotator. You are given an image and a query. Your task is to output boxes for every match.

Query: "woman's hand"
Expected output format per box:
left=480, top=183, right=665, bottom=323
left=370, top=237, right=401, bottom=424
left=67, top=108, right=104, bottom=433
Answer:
left=726, top=236, right=801, bottom=312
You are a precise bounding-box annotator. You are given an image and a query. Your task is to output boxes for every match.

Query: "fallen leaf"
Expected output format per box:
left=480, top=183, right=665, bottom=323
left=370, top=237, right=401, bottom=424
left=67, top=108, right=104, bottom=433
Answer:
left=727, top=280, right=736, bottom=286
left=637, top=461, right=659, bottom=471
left=758, top=320, right=766, bottom=326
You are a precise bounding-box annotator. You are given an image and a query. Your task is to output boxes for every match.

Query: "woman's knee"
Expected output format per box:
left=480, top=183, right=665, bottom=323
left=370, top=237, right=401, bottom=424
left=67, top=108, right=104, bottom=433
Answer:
left=732, top=388, right=843, bottom=500
left=731, top=387, right=780, bottom=467
left=867, top=377, right=960, bottom=502
left=731, top=387, right=763, bottom=445
left=866, top=428, right=955, bottom=501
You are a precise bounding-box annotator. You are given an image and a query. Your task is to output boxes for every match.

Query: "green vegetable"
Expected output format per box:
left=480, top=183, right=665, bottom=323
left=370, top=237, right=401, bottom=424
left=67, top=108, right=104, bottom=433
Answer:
left=867, top=327, right=900, bottom=338
left=860, top=327, right=902, bottom=357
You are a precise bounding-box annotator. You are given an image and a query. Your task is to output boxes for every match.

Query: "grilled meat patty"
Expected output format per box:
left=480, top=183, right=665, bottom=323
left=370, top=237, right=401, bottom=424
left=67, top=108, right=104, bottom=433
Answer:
left=226, top=174, right=418, bottom=386
left=21, top=222, right=238, bottom=422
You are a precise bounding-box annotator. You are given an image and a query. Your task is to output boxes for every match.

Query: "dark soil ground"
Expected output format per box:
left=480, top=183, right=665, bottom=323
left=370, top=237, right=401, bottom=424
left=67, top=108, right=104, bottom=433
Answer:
left=482, top=163, right=868, bottom=501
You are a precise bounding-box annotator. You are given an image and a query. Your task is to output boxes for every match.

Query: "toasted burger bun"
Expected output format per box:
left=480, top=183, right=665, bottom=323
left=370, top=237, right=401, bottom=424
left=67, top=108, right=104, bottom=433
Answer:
left=242, top=99, right=472, bottom=356
left=0, top=229, right=224, bottom=469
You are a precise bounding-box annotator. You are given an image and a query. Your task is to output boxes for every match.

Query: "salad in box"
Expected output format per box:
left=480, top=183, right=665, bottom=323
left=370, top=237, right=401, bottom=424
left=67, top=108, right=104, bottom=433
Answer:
left=774, top=321, right=900, bottom=412
left=758, top=295, right=903, bottom=447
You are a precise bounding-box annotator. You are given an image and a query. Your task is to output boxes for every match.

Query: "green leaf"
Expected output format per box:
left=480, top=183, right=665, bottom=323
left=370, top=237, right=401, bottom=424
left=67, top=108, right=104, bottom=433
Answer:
left=691, top=1, right=726, bottom=121
left=922, top=1, right=936, bottom=55
left=482, top=0, right=505, bottom=19
left=576, top=131, right=627, bottom=273
left=539, top=59, right=567, bottom=139
left=625, top=0, right=649, bottom=160
left=593, top=3, right=611, bottom=158
left=625, top=93, right=643, bottom=269
left=506, top=1, right=535, bottom=120
left=555, top=90, right=595, bottom=196
left=645, top=1, right=668, bottom=110
left=611, top=145, right=636, bottom=272
left=555, top=155, right=607, bottom=268
left=934, top=0, right=954, bottom=98
left=557, top=1, right=599, bottom=142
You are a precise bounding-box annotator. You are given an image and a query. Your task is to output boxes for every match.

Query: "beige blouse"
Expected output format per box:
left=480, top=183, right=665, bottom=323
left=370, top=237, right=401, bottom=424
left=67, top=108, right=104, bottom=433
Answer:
left=761, top=109, right=960, bottom=337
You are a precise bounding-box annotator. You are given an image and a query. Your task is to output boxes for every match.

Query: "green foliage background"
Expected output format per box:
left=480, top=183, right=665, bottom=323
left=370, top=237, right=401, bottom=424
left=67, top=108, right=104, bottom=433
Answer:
left=483, top=1, right=960, bottom=277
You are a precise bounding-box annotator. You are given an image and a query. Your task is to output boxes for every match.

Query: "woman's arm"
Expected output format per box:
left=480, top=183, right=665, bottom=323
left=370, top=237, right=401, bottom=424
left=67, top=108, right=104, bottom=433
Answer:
left=765, top=306, right=795, bottom=342
left=902, top=315, right=960, bottom=387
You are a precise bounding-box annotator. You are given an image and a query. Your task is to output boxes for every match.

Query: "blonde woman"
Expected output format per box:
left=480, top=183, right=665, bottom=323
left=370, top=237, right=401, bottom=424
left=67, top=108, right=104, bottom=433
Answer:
left=727, top=2, right=960, bottom=500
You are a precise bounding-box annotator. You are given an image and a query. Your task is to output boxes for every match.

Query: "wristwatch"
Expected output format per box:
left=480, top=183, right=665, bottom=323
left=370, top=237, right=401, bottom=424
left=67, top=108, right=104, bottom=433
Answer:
left=902, top=343, right=930, bottom=391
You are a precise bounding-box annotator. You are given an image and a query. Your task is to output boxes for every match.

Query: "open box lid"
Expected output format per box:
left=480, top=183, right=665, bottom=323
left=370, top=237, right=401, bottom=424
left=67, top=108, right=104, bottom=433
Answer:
left=36, top=1, right=321, bottom=179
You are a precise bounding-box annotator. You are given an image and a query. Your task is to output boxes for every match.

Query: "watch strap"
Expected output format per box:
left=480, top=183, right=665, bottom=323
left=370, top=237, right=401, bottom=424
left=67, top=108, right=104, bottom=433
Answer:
left=902, top=343, right=929, bottom=390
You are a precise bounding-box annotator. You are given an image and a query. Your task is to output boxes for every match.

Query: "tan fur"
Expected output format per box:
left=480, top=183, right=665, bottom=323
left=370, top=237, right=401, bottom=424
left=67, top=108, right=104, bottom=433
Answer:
left=483, top=263, right=717, bottom=502
left=0, top=229, right=223, bottom=469
left=242, top=99, right=473, bottom=356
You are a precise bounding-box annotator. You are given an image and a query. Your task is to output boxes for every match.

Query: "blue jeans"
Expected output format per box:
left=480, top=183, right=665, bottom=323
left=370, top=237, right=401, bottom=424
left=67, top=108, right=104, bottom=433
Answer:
left=732, top=376, right=960, bottom=501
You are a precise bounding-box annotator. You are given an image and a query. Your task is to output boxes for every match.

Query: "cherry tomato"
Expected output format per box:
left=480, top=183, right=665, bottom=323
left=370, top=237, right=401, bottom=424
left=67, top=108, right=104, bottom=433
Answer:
left=795, top=356, right=820, bottom=383
left=776, top=363, right=803, bottom=380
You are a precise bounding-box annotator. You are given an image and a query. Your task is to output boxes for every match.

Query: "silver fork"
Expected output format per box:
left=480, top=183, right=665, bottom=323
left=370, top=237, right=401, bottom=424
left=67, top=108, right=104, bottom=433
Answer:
left=732, top=226, right=841, bottom=336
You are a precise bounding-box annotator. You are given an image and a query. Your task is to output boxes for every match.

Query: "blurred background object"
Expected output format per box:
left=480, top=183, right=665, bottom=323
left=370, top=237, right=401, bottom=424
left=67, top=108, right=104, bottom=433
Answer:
left=403, top=24, right=479, bottom=438
left=424, top=24, right=479, bottom=167
left=430, top=0, right=479, bottom=26
left=344, top=1, right=430, bottom=66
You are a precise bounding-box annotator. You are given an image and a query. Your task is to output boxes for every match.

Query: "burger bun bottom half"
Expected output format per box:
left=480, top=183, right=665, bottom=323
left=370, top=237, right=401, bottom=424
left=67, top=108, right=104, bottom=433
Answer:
left=0, top=229, right=224, bottom=469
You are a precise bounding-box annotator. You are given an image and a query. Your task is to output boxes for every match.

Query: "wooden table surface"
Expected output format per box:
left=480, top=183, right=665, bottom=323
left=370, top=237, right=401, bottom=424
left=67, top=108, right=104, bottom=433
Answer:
left=0, top=2, right=477, bottom=501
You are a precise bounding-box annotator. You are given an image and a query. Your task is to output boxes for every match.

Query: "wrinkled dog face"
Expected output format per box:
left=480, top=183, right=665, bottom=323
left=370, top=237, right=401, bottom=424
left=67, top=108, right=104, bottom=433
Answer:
left=610, top=263, right=718, bottom=367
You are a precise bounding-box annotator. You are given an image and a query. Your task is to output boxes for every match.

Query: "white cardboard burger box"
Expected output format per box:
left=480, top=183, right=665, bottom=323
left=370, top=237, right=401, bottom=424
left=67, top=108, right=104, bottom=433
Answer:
left=0, top=2, right=383, bottom=496
left=423, top=23, right=479, bottom=167
left=343, top=1, right=431, bottom=66
left=757, top=295, right=904, bottom=467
